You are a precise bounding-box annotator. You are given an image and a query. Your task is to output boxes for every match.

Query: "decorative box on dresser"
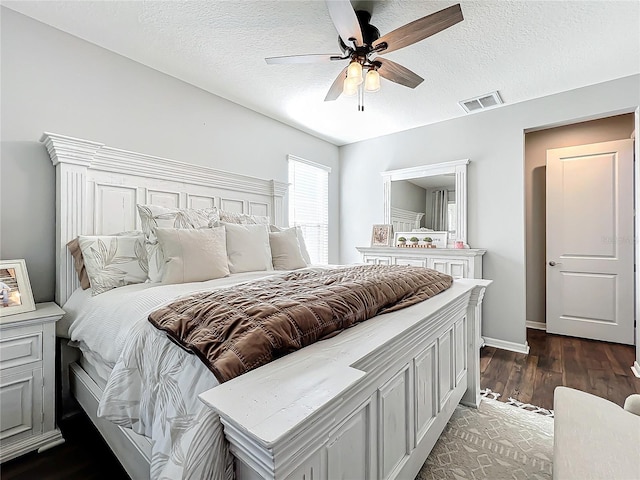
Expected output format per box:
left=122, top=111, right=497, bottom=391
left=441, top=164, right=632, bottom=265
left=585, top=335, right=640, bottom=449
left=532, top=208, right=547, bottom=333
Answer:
left=0, top=302, right=65, bottom=462
left=356, top=246, right=486, bottom=280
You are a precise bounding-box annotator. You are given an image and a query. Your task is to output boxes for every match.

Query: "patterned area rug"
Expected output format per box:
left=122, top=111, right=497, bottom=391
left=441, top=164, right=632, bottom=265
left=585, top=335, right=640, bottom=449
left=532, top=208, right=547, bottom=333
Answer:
left=480, top=388, right=554, bottom=417
left=416, top=398, right=554, bottom=480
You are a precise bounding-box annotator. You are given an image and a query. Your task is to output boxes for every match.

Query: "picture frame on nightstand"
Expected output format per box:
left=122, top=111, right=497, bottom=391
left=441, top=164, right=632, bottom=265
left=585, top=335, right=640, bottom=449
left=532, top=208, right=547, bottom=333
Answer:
left=0, top=259, right=36, bottom=317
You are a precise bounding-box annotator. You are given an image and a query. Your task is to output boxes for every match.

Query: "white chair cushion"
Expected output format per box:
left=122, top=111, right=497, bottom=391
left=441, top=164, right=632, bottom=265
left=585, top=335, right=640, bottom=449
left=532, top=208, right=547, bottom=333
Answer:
left=553, top=386, right=640, bottom=480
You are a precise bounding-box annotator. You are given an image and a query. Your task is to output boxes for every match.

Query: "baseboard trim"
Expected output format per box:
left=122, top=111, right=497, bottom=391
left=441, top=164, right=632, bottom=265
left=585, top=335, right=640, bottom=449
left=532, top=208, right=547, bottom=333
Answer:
left=483, top=337, right=530, bottom=354
left=632, top=361, right=640, bottom=378
left=526, top=321, right=547, bottom=331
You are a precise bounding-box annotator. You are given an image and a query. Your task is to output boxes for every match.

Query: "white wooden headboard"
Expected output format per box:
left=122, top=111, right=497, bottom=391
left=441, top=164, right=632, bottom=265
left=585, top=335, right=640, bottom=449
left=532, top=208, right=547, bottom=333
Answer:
left=390, top=206, right=424, bottom=232
left=41, top=132, right=288, bottom=306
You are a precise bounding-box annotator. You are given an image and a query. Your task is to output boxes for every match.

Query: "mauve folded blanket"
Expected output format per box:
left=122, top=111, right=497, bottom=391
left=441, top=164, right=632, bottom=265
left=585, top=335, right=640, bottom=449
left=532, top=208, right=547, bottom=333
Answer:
left=148, top=265, right=453, bottom=382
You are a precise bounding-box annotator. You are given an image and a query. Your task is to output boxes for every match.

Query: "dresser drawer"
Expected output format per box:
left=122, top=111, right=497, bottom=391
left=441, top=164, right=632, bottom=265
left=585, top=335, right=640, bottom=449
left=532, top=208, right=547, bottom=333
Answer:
left=0, top=333, right=43, bottom=370
left=394, top=257, right=428, bottom=267
left=363, top=255, right=392, bottom=266
left=429, top=258, right=469, bottom=279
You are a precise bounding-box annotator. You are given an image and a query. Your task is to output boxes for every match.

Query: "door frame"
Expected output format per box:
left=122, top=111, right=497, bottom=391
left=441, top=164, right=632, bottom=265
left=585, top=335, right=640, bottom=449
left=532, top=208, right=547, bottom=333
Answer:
left=634, top=106, right=640, bottom=377
left=524, top=107, right=640, bottom=377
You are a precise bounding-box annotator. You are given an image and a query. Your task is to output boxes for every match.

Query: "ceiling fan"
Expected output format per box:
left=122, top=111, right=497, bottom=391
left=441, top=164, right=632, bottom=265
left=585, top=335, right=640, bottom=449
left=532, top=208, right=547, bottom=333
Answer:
left=265, top=0, right=464, bottom=111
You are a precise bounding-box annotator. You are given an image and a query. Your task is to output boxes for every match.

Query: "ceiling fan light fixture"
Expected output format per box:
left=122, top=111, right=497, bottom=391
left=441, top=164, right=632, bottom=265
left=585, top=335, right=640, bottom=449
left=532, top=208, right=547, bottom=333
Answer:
left=267, top=1, right=465, bottom=108
left=364, top=69, right=380, bottom=93
left=347, top=60, right=363, bottom=85
left=343, top=77, right=359, bottom=96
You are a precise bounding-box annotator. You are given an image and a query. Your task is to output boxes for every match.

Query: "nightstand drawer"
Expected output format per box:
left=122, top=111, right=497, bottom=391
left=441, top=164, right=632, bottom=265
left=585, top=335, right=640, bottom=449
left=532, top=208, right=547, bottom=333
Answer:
left=0, top=333, right=43, bottom=370
left=0, top=367, right=43, bottom=442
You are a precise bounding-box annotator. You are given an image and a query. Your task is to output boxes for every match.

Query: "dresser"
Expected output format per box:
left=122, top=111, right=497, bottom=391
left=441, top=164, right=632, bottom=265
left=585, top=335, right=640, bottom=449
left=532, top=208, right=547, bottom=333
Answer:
left=0, top=302, right=65, bottom=462
left=356, top=246, right=486, bottom=279
left=358, top=246, right=487, bottom=348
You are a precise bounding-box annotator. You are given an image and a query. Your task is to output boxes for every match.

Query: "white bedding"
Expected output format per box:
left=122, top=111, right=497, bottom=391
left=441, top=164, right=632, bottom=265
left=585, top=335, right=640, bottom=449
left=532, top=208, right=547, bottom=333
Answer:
left=64, top=270, right=298, bottom=480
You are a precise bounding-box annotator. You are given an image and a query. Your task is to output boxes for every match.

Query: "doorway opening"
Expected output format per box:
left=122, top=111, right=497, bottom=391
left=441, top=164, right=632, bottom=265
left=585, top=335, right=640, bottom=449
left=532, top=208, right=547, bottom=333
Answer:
left=524, top=113, right=636, bottom=340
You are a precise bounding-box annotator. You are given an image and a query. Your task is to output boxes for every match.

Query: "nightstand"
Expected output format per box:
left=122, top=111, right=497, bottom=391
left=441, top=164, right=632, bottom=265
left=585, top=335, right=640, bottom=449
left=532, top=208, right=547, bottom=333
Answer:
left=0, top=302, right=65, bottom=462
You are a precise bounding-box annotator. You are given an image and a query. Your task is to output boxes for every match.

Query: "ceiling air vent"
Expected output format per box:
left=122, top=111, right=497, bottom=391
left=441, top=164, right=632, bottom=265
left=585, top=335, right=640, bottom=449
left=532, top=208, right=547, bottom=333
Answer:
left=459, top=91, right=503, bottom=114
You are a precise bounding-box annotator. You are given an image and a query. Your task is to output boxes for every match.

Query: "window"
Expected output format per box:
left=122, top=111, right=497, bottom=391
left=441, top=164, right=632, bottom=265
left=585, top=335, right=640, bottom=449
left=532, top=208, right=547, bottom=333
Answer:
left=288, top=155, right=330, bottom=264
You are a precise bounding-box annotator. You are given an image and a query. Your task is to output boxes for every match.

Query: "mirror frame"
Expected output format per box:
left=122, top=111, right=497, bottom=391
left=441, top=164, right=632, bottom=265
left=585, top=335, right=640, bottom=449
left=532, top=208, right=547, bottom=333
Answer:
left=382, top=159, right=469, bottom=247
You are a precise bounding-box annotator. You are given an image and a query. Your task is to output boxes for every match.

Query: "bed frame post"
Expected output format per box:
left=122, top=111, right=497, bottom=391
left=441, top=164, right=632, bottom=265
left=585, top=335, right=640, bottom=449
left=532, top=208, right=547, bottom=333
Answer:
left=270, top=179, right=288, bottom=227
left=461, top=282, right=488, bottom=408
left=41, top=133, right=103, bottom=306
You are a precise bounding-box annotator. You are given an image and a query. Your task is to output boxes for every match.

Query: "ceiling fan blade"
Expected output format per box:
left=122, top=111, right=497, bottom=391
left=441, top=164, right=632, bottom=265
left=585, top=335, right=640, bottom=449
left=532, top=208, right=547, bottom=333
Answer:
left=373, top=4, right=463, bottom=55
left=324, top=67, right=348, bottom=101
left=326, top=0, right=364, bottom=47
left=376, top=57, right=424, bottom=88
left=265, top=54, right=346, bottom=65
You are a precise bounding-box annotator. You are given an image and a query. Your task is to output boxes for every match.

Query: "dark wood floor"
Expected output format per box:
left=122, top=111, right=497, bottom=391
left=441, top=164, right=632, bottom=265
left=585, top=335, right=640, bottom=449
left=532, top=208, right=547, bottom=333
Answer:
left=2, top=329, right=639, bottom=478
left=1, top=414, right=129, bottom=480
left=480, top=329, right=640, bottom=411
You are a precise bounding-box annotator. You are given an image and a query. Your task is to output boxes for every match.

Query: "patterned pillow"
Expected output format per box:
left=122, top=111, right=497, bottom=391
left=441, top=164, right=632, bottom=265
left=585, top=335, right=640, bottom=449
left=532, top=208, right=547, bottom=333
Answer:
left=67, top=231, right=143, bottom=290
left=78, top=234, right=148, bottom=295
left=137, top=205, right=220, bottom=282
left=217, top=210, right=270, bottom=226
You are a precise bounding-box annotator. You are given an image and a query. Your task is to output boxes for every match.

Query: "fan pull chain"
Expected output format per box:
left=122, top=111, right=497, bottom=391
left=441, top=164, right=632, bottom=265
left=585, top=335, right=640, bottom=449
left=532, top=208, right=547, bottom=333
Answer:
left=358, top=83, right=365, bottom=111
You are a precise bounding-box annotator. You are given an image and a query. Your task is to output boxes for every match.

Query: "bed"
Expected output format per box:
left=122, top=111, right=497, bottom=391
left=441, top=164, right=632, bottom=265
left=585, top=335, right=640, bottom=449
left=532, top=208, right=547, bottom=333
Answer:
left=42, top=132, right=490, bottom=480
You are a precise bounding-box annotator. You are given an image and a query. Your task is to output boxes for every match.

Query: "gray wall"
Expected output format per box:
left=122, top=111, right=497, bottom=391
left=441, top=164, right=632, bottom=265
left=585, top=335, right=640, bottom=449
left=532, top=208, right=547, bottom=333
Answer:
left=0, top=8, right=340, bottom=302
left=524, top=113, right=635, bottom=326
left=340, top=75, right=640, bottom=348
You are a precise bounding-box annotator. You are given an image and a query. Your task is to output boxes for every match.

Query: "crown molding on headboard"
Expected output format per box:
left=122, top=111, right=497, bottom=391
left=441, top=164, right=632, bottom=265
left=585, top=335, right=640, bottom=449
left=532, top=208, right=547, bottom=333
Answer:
left=40, top=132, right=288, bottom=197
left=41, top=132, right=289, bottom=305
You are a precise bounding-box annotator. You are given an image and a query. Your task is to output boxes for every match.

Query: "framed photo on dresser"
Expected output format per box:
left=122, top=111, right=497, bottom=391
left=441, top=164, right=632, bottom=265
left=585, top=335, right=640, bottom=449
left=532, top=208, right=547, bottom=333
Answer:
left=0, top=259, right=36, bottom=317
left=371, top=224, right=393, bottom=247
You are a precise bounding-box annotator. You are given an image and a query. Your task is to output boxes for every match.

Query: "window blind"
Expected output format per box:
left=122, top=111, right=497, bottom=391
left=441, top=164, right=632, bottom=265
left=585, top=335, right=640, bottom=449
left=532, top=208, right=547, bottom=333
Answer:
left=288, top=156, right=329, bottom=264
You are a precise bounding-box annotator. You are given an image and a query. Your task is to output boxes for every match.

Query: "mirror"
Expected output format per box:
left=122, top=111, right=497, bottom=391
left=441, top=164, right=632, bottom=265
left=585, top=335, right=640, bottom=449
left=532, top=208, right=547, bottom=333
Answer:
left=382, top=159, right=469, bottom=247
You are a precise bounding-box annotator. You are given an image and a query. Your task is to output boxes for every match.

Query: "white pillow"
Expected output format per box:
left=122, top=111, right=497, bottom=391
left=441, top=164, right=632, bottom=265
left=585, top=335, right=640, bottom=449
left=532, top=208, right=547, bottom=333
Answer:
left=270, top=225, right=311, bottom=265
left=269, top=228, right=307, bottom=270
left=223, top=223, right=273, bottom=273
left=137, top=204, right=219, bottom=282
left=218, top=210, right=270, bottom=225
left=155, top=227, right=230, bottom=284
left=78, top=234, right=148, bottom=295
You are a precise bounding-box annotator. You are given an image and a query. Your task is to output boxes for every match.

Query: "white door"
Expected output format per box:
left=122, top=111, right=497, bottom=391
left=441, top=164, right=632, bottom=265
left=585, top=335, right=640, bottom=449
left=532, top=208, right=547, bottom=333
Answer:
left=546, top=139, right=634, bottom=345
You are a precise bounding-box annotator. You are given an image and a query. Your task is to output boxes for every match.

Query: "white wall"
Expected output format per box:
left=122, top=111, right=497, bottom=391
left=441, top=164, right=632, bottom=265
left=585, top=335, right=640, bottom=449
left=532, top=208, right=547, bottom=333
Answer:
left=0, top=8, right=339, bottom=302
left=340, top=75, right=640, bottom=348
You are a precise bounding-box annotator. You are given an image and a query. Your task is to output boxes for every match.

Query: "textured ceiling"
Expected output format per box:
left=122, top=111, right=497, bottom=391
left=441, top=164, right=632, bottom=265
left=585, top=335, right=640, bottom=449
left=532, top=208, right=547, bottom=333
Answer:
left=4, top=1, right=639, bottom=146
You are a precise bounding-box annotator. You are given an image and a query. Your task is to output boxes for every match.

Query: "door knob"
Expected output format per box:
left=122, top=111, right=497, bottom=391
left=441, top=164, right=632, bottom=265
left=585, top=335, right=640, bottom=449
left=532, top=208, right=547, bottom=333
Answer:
left=549, top=261, right=558, bottom=266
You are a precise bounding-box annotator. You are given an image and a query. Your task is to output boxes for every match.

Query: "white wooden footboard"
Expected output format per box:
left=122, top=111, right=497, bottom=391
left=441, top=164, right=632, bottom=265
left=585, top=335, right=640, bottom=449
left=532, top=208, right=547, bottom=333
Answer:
left=200, top=280, right=489, bottom=480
